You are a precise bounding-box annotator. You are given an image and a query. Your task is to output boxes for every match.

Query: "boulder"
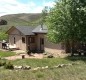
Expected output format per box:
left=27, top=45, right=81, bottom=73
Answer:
left=47, top=54, right=54, bottom=58
left=33, top=67, right=41, bottom=71
left=14, top=66, right=22, bottom=69
left=23, top=66, right=31, bottom=70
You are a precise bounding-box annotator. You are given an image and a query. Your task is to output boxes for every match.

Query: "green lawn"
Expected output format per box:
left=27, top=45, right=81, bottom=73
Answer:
left=12, top=58, right=71, bottom=68
left=0, top=56, right=86, bottom=80
left=0, top=50, right=16, bottom=57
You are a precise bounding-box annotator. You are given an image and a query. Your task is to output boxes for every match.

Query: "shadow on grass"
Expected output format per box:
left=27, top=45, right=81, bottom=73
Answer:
left=65, top=55, right=86, bottom=62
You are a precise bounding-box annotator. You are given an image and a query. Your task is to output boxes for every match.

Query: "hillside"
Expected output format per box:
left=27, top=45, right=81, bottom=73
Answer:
left=0, top=13, right=42, bottom=31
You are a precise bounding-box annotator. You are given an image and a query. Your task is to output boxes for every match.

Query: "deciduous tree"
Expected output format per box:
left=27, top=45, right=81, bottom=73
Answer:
left=46, top=0, right=86, bottom=54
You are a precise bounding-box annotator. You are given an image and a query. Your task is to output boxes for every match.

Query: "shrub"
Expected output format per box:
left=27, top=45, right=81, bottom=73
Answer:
left=0, top=19, right=7, bottom=25
left=4, top=62, right=14, bottom=69
left=0, top=60, right=6, bottom=66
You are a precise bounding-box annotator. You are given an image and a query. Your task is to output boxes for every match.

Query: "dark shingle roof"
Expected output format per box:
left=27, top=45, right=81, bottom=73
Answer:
left=32, top=25, right=48, bottom=33
left=15, top=26, right=35, bottom=35
left=13, top=25, right=48, bottom=35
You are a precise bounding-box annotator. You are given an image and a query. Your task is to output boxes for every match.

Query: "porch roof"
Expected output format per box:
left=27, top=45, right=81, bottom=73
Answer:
left=32, top=25, right=48, bottom=33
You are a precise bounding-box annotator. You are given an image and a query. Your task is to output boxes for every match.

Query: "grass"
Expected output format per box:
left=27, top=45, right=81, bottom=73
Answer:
left=12, top=58, right=71, bottom=68
left=0, top=50, right=16, bottom=57
left=1, top=55, right=86, bottom=80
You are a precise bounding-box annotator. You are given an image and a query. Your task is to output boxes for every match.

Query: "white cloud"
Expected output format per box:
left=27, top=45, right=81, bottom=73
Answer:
left=0, top=0, right=55, bottom=16
left=43, top=1, right=55, bottom=8
left=31, top=6, right=43, bottom=13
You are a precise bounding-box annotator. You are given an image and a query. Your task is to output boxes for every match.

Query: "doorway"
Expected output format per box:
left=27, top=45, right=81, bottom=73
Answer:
left=40, top=38, right=44, bottom=52
left=27, top=36, right=35, bottom=52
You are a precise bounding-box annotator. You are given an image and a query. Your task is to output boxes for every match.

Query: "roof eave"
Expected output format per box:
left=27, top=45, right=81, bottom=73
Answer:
left=6, top=26, right=15, bottom=34
left=33, top=32, right=47, bottom=34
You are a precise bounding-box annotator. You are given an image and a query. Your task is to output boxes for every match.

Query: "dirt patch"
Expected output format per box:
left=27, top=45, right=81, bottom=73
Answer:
left=5, top=53, right=44, bottom=60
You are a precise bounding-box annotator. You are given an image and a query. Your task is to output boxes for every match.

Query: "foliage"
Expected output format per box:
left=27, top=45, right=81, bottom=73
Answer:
left=0, top=59, right=6, bottom=66
left=46, top=0, right=86, bottom=43
left=0, top=31, right=8, bottom=41
left=0, top=19, right=7, bottom=25
left=69, top=0, right=86, bottom=42
left=41, top=6, right=48, bottom=24
left=4, top=62, right=14, bottom=69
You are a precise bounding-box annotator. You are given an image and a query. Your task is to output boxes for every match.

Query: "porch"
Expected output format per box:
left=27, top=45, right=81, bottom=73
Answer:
left=26, top=34, right=45, bottom=53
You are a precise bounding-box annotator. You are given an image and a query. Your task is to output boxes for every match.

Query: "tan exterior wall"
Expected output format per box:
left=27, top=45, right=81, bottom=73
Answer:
left=30, top=36, right=36, bottom=51
left=45, top=38, right=65, bottom=54
left=36, top=34, right=45, bottom=51
left=8, top=28, right=26, bottom=51
left=19, top=35, right=26, bottom=51
left=26, top=36, right=36, bottom=51
left=11, top=28, right=20, bottom=34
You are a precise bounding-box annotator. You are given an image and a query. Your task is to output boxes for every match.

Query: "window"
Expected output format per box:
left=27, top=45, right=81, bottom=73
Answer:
left=22, top=37, right=25, bottom=43
left=30, top=37, right=35, bottom=43
left=14, top=37, right=15, bottom=44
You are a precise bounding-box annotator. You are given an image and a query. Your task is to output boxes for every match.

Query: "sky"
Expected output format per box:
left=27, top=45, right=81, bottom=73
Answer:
left=0, top=0, right=55, bottom=16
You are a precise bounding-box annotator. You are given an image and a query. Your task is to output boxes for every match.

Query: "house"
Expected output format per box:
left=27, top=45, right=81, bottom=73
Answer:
left=6, top=25, right=65, bottom=54
left=6, top=25, right=47, bottom=52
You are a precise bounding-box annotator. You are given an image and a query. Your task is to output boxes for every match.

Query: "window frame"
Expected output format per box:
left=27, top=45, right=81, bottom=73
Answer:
left=30, top=37, right=35, bottom=43
left=14, top=37, right=15, bottom=44
left=22, top=37, right=25, bottom=43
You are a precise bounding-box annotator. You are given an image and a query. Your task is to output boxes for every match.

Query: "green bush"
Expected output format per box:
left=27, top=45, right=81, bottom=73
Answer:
left=4, top=62, right=14, bottom=69
left=0, top=31, right=8, bottom=41
left=0, top=60, right=6, bottom=66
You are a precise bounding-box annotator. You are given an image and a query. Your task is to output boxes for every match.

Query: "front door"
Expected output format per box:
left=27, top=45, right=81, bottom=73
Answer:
left=27, top=36, right=35, bottom=52
left=28, top=37, right=31, bottom=51
left=40, top=38, right=44, bottom=52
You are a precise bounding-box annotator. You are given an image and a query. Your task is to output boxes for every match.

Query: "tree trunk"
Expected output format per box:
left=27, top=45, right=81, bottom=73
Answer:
left=70, top=40, right=75, bottom=56
left=65, top=40, right=71, bottom=53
